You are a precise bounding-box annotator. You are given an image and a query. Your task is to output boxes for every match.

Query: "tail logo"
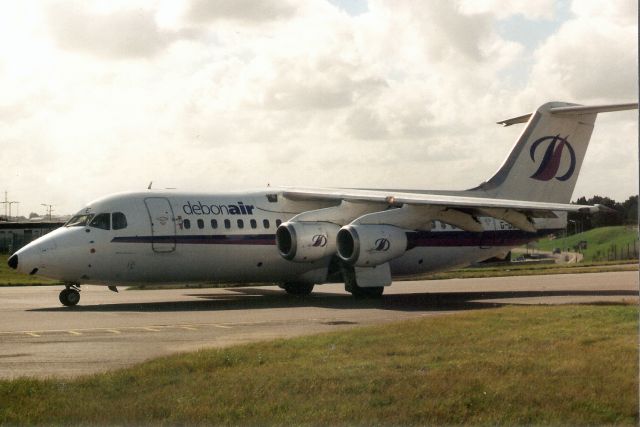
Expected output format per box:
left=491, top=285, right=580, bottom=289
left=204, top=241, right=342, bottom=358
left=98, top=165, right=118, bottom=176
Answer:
left=529, top=135, right=576, bottom=181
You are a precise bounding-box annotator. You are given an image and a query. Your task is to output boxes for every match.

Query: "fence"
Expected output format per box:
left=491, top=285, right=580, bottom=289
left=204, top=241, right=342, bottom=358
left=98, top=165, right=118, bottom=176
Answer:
left=591, top=240, right=639, bottom=262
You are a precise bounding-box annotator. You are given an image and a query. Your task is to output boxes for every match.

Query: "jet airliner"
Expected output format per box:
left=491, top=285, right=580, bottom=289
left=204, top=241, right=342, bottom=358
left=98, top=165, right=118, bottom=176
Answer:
left=7, top=101, right=638, bottom=306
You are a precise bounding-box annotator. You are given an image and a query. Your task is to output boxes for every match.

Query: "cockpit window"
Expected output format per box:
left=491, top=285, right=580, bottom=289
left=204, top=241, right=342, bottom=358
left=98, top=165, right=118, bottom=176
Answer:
left=112, top=212, right=127, bottom=230
left=89, top=213, right=111, bottom=230
left=65, top=214, right=94, bottom=227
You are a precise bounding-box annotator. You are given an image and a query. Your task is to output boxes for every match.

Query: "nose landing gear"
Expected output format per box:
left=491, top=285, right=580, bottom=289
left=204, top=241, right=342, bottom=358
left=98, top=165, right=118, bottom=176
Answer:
left=59, top=284, right=81, bottom=307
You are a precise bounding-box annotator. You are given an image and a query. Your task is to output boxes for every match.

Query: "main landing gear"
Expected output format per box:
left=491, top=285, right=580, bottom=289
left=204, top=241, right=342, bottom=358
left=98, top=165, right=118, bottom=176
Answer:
left=59, top=284, right=81, bottom=307
left=341, top=262, right=384, bottom=298
left=345, top=279, right=384, bottom=298
left=280, top=282, right=315, bottom=296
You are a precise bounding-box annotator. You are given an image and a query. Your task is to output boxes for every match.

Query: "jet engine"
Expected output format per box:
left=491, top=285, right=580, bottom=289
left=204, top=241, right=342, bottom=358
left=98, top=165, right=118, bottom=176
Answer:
left=336, top=224, right=408, bottom=267
left=276, top=221, right=340, bottom=262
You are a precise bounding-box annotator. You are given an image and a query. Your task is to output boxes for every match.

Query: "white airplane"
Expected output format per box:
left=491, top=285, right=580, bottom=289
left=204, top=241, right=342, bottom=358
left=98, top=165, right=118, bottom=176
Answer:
left=7, top=101, right=638, bottom=306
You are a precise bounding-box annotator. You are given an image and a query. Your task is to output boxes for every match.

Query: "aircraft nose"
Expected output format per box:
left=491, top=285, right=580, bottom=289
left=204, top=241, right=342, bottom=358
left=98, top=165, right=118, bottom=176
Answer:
left=7, top=254, right=18, bottom=270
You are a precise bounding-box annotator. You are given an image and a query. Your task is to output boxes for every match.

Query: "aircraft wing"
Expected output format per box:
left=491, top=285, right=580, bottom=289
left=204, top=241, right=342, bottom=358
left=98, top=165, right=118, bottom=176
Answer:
left=282, top=187, right=602, bottom=213
left=280, top=187, right=608, bottom=232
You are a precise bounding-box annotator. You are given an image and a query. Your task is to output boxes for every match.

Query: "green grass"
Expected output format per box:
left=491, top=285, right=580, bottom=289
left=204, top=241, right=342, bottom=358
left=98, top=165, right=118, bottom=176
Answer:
left=0, top=304, right=637, bottom=425
left=536, top=226, right=639, bottom=262
left=0, top=255, right=62, bottom=286
left=419, top=259, right=637, bottom=280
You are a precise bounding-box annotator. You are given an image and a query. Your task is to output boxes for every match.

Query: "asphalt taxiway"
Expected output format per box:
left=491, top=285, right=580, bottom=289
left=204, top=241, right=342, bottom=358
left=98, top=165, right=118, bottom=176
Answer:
left=0, top=271, right=637, bottom=379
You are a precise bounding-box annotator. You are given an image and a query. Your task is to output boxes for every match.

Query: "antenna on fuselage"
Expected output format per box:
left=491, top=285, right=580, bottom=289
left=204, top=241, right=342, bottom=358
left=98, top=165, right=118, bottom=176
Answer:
left=147, top=181, right=153, bottom=190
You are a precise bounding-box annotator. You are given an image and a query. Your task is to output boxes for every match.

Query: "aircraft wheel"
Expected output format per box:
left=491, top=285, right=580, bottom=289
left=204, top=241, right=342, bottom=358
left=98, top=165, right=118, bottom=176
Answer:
left=345, top=279, right=384, bottom=298
left=281, top=283, right=314, bottom=296
left=59, top=288, right=80, bottom=307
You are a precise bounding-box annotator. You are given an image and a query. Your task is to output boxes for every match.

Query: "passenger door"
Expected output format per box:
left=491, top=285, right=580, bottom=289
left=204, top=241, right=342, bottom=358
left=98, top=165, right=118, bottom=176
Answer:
left=144, top=197, right=176, bottom=253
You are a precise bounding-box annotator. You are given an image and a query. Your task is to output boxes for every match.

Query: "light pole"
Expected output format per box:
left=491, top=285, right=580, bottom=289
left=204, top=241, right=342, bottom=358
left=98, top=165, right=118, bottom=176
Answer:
left=8, top=201, right=19, bottom=221
left=41, top=204, right=54, bottom=221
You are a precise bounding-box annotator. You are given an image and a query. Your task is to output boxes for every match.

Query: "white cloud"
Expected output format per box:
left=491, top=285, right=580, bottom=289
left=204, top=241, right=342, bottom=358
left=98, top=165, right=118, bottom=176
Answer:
left=0, top=0, right=636, bottom=216
left=459, top=0, right=556, bottom=20
left=527, top=0, right=637, bottom=101
left=46, top=2, right=181, bottom=59
left=185, top=0, right=297, bottom=24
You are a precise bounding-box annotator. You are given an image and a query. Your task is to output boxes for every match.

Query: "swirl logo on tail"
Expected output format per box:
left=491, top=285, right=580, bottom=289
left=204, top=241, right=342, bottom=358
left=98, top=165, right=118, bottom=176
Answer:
left=529, top=135, right=576, bottom=181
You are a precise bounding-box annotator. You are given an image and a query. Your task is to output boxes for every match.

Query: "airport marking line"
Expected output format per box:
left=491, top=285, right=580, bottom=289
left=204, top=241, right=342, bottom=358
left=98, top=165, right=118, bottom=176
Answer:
left=0, top=322, right=237, bottom=337
left=0, top=318, right=351, bottom=338
left=211, top=324, right=232, bottom=329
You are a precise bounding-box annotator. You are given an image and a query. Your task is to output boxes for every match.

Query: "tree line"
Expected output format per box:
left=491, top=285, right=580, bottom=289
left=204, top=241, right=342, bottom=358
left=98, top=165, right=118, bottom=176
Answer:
left=569, top=195, right=638, bottom=232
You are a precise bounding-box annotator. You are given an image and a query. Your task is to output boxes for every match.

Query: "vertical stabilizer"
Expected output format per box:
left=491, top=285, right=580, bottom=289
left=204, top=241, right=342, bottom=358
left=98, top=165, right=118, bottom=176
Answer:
left=471, top=101, right=637, bottom=203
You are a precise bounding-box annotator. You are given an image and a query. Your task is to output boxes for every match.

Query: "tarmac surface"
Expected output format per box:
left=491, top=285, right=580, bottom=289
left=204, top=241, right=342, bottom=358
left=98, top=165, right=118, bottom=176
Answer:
left=0, top=271, right=637, bottom=379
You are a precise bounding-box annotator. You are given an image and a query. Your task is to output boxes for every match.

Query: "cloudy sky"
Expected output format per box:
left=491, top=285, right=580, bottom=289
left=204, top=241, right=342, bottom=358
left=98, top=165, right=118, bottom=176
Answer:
left=0, top=0, right=637, bottom=217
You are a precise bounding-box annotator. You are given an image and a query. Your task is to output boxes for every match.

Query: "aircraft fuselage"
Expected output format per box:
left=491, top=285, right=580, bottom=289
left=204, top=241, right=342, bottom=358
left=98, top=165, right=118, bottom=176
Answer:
left=12, top=190, right=563, bottom=287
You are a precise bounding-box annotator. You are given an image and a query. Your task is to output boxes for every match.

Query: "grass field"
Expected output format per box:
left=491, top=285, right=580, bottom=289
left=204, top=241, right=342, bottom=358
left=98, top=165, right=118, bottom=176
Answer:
left=419, top=260, right=637, bottom=280
left=536, top=226, right=638, bottom=262
left=0, top=304, right=637, bottom=425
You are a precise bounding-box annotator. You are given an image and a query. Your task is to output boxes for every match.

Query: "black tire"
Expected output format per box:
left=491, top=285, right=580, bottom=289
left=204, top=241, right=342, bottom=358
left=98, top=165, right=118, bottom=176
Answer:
left=59, top=288, right=80, bottom=306
left=347, top=284, right=384, bottom=298
left=281, top=283, right=314, bottom=296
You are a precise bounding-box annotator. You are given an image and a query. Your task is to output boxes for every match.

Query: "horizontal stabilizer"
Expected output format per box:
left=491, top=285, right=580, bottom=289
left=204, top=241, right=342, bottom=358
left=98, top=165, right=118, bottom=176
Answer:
left=497, top=113, right=532, bottom=127
left=549, top=102, right=638, bottom=115
left=497, top=102, right=638, bottom=126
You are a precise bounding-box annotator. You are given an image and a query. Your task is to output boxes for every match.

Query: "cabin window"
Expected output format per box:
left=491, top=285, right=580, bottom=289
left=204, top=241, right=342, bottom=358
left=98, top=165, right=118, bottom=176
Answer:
left=112, top=212, right=127, bottom=230
left=250, top=219, right=257, bottom=229
left=183, top=219, right=191, bottom=229
left=197, top=219, right=204, bottom=229
left=89, top=213, right=110, bottom=230
left=275, top=219, right=282, bottom=227
left=237, top=219, right=244, bottom=229
left=224, top=219, right=231, bottom=229
left=211, top=219, right=218, bottom=229
left=263, top=219, right=270, bottom=229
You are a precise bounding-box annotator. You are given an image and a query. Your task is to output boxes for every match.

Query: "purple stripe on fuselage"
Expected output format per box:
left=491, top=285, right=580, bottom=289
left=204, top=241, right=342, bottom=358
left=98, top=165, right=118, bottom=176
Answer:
left=112, top=234, right=276, bottom=245
left=111, top=228, right=561, bottom=248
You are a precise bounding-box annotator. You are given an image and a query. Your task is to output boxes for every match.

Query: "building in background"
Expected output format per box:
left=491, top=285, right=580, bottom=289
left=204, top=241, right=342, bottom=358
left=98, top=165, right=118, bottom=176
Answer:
left=0, top=222, right=64, bottom=253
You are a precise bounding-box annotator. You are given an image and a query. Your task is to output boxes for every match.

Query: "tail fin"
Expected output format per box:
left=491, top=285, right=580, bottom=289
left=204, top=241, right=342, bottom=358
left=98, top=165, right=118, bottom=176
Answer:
left=471, top=101, right=638, bottom=203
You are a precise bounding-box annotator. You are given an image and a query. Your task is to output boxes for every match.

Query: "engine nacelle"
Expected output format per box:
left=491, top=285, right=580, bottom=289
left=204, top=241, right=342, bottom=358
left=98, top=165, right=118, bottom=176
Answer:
left=276, top=221, right=340, bottom=263
left=336, top=224, right=408, bottom=267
